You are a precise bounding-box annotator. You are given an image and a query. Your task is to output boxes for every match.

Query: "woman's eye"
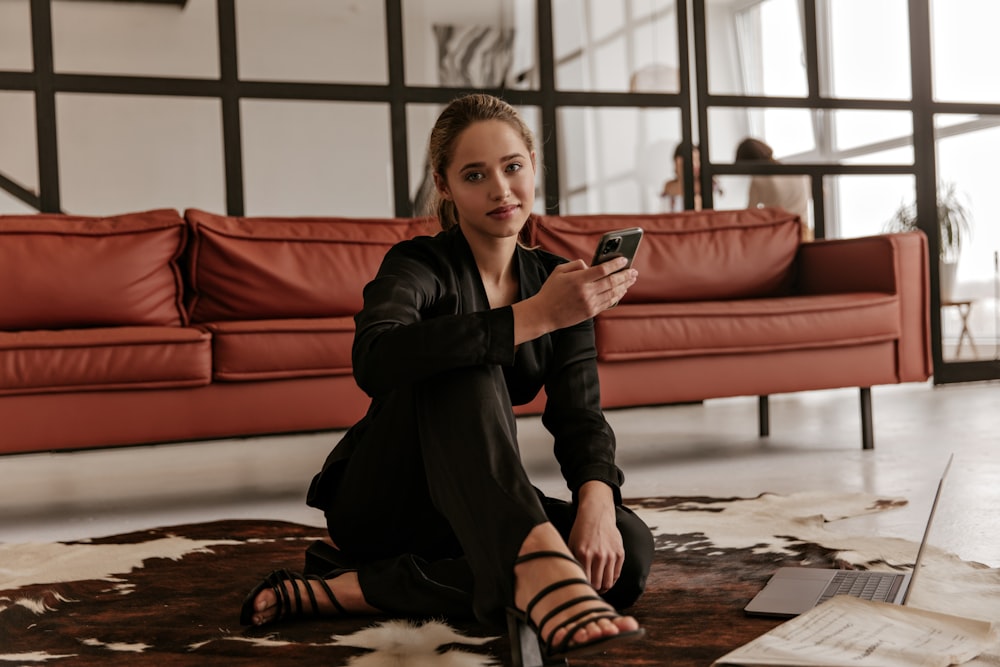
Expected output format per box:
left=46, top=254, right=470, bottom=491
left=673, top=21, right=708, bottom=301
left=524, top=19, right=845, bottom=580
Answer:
left=506, top=163, right=522, bottom=173
left=464, top=172, right=484, bottom=182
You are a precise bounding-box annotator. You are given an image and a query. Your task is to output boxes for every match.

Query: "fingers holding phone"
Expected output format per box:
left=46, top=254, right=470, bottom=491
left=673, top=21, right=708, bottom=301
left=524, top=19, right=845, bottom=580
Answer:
left=516, top=229, right=641, bottom=338
left=598, top=260, right=637, bottom=309
left=592, top=228, right=643, bottom=307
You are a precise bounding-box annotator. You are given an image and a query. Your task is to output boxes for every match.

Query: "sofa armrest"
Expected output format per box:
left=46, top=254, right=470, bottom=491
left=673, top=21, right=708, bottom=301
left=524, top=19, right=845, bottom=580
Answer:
left=797, top=231, right=931, bottom=382
left=797, top=233, right=916, bottom=293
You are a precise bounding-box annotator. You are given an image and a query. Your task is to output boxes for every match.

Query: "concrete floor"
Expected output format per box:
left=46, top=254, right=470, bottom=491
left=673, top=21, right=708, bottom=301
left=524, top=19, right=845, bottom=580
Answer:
left=1, top=380, right=997, bottom=568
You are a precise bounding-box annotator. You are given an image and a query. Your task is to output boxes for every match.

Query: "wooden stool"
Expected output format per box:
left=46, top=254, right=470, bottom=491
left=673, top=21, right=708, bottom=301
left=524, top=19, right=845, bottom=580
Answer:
left=942, top=299, right=977, bottom=357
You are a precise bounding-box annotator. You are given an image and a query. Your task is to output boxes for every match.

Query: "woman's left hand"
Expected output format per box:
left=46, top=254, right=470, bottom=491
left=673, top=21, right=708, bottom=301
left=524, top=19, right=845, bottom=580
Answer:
left=568, top=481, right=624, bottom=593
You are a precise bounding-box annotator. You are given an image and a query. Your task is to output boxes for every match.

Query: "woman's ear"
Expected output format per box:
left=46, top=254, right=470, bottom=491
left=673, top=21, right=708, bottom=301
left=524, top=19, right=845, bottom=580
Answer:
left=530, top=151, right=537, bottom=171
left=433, top=172, right=452, bottom=201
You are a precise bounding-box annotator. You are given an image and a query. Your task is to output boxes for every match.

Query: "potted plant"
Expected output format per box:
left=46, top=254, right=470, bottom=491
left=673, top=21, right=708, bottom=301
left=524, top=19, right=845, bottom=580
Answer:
left=884, top=182, right=973, bottom=300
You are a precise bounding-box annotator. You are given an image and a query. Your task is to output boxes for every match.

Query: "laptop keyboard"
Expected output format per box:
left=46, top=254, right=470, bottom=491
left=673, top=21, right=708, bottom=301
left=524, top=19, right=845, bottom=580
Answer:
left=817, top=571, right=905, bottom=604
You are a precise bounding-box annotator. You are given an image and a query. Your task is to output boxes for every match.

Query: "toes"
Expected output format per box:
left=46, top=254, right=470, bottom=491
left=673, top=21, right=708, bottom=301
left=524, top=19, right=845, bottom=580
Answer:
left=251, top=589, right=280, bottom=625
left=255, top=588, right=276, bottom=613
left=253, top=609, right=274, bottom=625
left=616, top=615, right=640, bottom=632
left=596, top=617, right=621, bottom=636
left=551, top=614, right=629, bottom=649
left=576, top=617, right=620, bottom=643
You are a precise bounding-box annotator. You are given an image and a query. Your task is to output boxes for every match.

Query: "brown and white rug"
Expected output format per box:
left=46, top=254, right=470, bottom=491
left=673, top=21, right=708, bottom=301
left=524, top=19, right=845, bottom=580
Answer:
left=2, top=493, right=997, bottom=666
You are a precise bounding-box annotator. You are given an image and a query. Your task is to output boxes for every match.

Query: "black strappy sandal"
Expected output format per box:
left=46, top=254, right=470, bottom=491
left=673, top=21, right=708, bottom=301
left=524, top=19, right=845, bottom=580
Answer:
left=239, top=568, right=348, bottom=626
left=506, top=551, right=645, bottom=666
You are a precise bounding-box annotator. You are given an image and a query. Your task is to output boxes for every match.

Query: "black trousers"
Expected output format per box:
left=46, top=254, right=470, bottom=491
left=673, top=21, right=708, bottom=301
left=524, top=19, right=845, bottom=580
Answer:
left=318, top=365, right=654, bottom=627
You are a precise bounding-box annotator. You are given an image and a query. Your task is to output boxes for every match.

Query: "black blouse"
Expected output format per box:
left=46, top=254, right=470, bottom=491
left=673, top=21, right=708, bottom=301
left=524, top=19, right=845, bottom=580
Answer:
left=308, top=225, right=624, bottom=508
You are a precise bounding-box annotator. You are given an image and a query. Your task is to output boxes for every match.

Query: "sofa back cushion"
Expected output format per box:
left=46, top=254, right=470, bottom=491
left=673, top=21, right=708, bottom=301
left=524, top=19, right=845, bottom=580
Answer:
left=185, top=209, right=440, bottom=322
left=0, top=209, right=187, bottom=330
left=530, top=207, right=802, bottom=302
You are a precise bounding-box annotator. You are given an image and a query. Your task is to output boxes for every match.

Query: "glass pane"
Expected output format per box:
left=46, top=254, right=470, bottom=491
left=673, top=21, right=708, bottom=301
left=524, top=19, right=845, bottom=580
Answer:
left=56, top=94, right=225, bottom=215
left=819, top=0, right=910, bottom=100
left=714, top=0, right=806, bottom=96
left=242, top=100, right=392, bottom=218
left=935, top=114, right=1000, bottom=362
left=406, top=103, right=544, bottom=218
left=403, top=0, right=535, bottom=89
left=932, top=0, right=1000, bottom=104
left=236, top=0, right=386, bottom=84
left=589, top=0, right=625, bottom=41
left=822, top=174, right=914, bottom=240
left=0, top=0, right=32, bottom=71
left=558, top=106, right=681, bottom=214
left=0, top=189, right=36, bottom=215
left=708, top=107, right=814, bottom=163
left=51, top=0, right=219, bottom=78
left=553, top=0, right=679, bottom=93
left=0, top=91, right=38, bottom=194
left=709, top=108, right=913, bottom=164
left=833, top=111, right=913, bottom=163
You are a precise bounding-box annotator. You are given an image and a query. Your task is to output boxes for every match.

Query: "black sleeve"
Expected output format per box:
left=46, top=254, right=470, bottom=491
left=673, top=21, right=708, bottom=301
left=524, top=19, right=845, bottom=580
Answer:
left=542, top=320, right=624, bottom=505
left=523, top=249, right=623, bottom=504
left=352, top=239, right=515, bottom=398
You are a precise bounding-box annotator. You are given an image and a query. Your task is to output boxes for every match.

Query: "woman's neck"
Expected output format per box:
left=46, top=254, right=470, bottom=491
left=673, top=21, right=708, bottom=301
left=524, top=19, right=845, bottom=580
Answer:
left=464, top=231, right=519, bottom=307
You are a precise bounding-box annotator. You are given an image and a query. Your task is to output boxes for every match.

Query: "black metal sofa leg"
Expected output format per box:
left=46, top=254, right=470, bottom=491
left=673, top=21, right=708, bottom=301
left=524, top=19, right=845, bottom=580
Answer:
left=759, top=390, right=873, bottom=449
left=758, top=395, right=770, bottom=437
left=860, top=387, right=874, bottom=450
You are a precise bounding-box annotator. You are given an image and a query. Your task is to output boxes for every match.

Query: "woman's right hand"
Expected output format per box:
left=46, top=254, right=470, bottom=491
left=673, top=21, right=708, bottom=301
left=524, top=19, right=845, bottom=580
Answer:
left=512, top=257, right=637, bottom=345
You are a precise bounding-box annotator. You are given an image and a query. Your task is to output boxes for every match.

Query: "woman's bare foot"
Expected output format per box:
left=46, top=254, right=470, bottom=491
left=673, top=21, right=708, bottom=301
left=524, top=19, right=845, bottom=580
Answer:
left=244, top=570, right=378, bottom=626
left=513, top=523, right=640, bottom=652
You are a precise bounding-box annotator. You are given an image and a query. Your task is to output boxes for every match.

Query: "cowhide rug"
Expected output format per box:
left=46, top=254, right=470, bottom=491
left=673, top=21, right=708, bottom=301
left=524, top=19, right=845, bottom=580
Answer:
left=1, top=493, right=997, bottom=667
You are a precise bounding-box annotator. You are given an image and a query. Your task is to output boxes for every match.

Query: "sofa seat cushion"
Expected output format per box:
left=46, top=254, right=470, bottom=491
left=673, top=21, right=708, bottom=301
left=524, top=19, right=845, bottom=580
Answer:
left=201, top=317, right=354, bottom=381
left=594, top=292, right=901, bottom=361
left=0, top=327, right=211, bottom=396
left=530, top=207, right=802, bottom=303
left=185, top=209, right=440, bottom=322
left=0, top=209, right=188, bottom=330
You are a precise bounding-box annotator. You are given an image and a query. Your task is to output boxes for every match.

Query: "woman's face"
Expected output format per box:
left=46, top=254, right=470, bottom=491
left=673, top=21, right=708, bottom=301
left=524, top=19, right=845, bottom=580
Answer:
left=674, top=148, right=702, bottom=177
left=435, top=119, right=536, bottom=243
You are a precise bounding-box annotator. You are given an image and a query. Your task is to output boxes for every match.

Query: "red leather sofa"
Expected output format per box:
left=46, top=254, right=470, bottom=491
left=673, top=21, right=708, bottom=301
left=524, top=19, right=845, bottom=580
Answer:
left=0, top=207, right=930, bottom=454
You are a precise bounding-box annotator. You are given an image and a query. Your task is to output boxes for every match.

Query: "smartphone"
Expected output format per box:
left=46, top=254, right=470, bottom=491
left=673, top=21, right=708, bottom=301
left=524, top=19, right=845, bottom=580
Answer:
left=591, top=227, right=644, bottom=271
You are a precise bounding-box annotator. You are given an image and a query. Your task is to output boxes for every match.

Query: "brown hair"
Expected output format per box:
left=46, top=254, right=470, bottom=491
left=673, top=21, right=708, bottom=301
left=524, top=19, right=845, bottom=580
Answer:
left=425, top=94, right=535, bottom=231
left=735, top=138, right=775, bottom=162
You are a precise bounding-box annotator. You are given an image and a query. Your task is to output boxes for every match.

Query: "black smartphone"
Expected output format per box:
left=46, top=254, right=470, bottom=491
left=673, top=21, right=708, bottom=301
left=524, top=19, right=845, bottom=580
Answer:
left=591, top=227, right=644, bottom=271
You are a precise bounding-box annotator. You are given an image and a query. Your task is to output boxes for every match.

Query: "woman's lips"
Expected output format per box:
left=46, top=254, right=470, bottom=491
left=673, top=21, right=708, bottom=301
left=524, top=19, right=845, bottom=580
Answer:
left=488, top=204, right=520, bottom=219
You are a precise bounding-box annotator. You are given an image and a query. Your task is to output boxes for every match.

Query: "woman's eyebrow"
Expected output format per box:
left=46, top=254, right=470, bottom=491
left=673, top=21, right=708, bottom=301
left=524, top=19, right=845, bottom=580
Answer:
left=458, top=153, right=526, bottom=172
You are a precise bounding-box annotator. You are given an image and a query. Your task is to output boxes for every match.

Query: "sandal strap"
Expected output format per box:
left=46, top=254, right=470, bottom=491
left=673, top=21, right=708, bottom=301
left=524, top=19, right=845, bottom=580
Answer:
left=524, top=579, right=593, bottom=630
left=270, top=569, right=295, bottom=619
left=307, top=573, right=347, bottom=615
left=524, top=577, right=590, bottom=623
left=273, top=570, right=307, bottom=619
left=296, top=571, right=320, bottom=616
left=515, top=550, right=586, bottom=624
left=537, top=593, right=612, bottom=636
left=513, top=551, right=628, bottom=658
left=263, top=568, right=348, bottom=622
left=547, top=611, right=621, bottom=655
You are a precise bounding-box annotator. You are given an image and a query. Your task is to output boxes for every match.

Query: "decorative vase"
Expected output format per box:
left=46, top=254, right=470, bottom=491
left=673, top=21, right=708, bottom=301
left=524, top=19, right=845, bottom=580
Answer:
left=939, top=260, right=958, bottom=302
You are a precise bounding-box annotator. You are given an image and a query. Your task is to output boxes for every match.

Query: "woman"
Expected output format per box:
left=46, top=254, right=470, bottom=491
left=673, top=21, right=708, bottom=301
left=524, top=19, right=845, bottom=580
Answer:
left=661, top=142, right=720, bottom=212
left=240, top=94, right=651, bottom=662
left=736, top=137, right=812, bottom=240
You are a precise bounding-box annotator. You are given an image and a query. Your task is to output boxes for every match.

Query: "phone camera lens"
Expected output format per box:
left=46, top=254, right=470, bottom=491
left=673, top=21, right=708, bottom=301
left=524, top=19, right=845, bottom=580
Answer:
left=604, top=237, right=622, bottom=253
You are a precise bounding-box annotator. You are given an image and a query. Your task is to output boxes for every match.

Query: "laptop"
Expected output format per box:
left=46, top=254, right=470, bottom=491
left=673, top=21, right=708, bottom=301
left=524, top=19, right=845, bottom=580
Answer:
left=744, top=454, right=953, bottom=617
